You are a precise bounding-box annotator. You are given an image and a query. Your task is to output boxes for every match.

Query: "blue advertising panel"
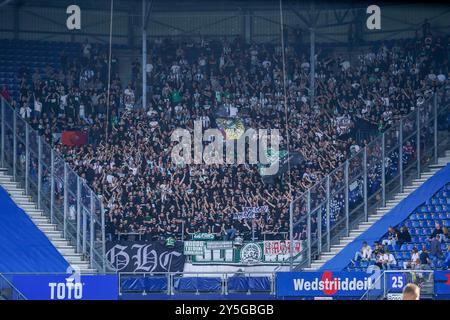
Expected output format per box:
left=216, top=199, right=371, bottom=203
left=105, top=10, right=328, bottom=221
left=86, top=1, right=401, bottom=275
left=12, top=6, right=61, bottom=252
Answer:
left=386, top=272, right=407, bottom=293
left=276, top=271, right=380, bottom=297
left=11, top=274, right=118, bottom=300
left=434, top=271, right=450, bottom=296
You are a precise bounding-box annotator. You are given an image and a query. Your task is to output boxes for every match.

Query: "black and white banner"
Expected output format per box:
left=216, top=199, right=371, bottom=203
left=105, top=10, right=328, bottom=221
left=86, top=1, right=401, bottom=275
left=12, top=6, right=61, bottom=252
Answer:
left=233, top=206, right=269, bottom=220
left=106, top=241, right=185, bottom=273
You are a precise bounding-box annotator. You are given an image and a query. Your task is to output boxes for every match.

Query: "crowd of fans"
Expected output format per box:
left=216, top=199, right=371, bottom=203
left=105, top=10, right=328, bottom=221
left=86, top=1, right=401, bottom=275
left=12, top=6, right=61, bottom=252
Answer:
left=352, top=222, right=450, bottom=270
left=5, top=28, right=450, bottom=243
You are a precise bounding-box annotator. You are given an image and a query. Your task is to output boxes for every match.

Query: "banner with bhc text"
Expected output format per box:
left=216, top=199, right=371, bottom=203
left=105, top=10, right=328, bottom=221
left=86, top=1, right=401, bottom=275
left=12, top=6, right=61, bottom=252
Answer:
left=106, top=241, right=185, bottom=273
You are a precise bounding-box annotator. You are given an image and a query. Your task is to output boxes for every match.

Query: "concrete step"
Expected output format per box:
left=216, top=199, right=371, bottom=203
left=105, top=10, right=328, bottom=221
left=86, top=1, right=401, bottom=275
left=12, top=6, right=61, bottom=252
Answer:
left=5, top=188, right=25, bottom=195
left=58, top=248, right=78, bottom=255
left=321, top=253, right=339, bottom=258
left=359, top=223, right=373, bottom=227
left=26, top=209, right=44, bottom=215
left=46, top=233, right=66, bottom=241
left=10, top=194, right=32, bottom=201
left=66, top=257, right=86, bottom=264
left=30, top=215, right=50, bottom=223
left=54, top=245, right=78, bottom=251
left=332, top=245, right=348, bottom=249
left=0, top=182, right=18, bottom=188
left=71, top=263, right=91, bottom=270
left=17, top=204, right=37, bottom=211
left=79, top=269, right=97, bottom=274
left=51, top=240, right=71, bottom=246
left=28, top=212, right=45, bottom=219
left=313, top=259, right=328, bottom=263
left=39, top=225, right=57, bottom=232
left=44, top=231, right=64, bottom=237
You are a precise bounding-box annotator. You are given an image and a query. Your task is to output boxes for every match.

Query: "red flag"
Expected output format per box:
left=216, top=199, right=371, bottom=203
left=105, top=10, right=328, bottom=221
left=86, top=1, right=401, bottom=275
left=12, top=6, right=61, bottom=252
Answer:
left=61, top=131, right=88, bottom=147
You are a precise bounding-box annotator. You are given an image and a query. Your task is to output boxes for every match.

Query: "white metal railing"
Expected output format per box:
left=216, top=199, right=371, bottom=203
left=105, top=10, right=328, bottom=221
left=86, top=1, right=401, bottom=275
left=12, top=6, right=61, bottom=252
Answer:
left=289, top=87, right=450, bottom=270
left=0, top=97, right=107, bottom=273
left=0, top=273, right=27, bottom=300
left=360, top=270, right=435, bottom=300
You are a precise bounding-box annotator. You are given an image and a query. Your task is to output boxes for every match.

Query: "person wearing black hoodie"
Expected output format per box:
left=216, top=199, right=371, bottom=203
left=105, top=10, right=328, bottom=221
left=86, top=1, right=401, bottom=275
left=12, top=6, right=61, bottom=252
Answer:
left=397, top=226, right=412, bottom=247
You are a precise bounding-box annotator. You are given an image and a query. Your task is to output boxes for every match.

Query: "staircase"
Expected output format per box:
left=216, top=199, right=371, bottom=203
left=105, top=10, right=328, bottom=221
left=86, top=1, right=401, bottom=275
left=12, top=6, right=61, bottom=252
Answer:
left=304, top=149, right=450, bottom=271
left=0, top=168, right=96, bottom=274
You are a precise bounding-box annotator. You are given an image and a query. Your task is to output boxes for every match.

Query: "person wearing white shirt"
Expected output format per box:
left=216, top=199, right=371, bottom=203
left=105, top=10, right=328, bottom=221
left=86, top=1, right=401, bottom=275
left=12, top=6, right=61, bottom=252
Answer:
left=353, top=241, right=373, bottom=262
left=403, top=248, right=420, bottom=269
left=20, top=104, right=32, bottom=119
left=381, top=250, right=397, bottom=270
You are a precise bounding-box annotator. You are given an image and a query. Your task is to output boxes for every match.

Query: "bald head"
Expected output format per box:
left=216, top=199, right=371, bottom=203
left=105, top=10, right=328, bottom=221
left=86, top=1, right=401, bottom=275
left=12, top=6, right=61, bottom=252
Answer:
left=402, top=283, right=420, bottom=300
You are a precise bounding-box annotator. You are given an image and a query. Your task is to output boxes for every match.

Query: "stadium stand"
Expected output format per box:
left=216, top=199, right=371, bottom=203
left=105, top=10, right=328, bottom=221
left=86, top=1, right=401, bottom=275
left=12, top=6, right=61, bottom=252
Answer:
left=0, top=184, right=69, bottom=273
left=3, top=34, right=450, bottom=246
left=331, top=169, right=450, bottom=272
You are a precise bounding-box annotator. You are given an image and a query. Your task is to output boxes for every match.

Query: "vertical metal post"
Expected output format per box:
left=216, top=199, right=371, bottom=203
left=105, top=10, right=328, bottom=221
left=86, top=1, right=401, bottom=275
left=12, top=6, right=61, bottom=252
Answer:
left=0, top=98, right=4, bottom=168
left=181, top=220, right=185, bottom=241
left=37, top=137, right=42, bottom=208
left=326, top=176, right=331, bottom=252
left=50, top=149, right=55, bottom=224
left=318, top=203, right=322, bottom=254
left=82, top=199, right=87, bottom=255
left=76, top=177, right=82, bottom=253
left=142, top=0, right=147, bottom=110
left=252, top=220, right=255, bottom=242
left=399, top=119, right=404, bottom=193
left=344, top=160, right=349, bottom=236
left=363, top=147, right=368, bottom=222
left=416, top=107, right=421, bottom=178
left=309, top=26, right=316, bottom=107
left=25, top=124, right=29, bottom=194
left=433, top=93, right=438, bottom=164
left=101, top=200, right=106, bottom=273
left=12, top=112, right=16, bottom=180
left=309, top=2, right=315, bottom=108
left=90, top=190, right=95, bottom=268
left=306, top=190, right=311, bottom=268
left=289, top=201, right=294, bottom=271
left=381, top=132, right=386, bottom=207
left=63, top=164, right=68, bottom=239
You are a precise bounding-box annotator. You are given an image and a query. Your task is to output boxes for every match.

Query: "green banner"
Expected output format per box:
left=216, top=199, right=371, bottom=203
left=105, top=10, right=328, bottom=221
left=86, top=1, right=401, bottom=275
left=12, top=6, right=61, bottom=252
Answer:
left=192, top=233, right=216, bottom=240
left=189, top=240, right=305, bottom=265
left=184, top=241, right=205, bottom=255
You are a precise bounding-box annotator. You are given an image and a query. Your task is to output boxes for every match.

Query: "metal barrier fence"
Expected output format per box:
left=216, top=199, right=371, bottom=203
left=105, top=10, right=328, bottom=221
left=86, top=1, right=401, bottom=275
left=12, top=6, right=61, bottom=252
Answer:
left=0, top=97, right=106, bottom=273
left=118, top=271, right=277, bottom=296
left=361, top=270, right=435, bottom=300
left=0, top=273, right=27, bottom=300
left=289, top=88, right=450, bottom=270
left=0, top=270, right=445, bottom=299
